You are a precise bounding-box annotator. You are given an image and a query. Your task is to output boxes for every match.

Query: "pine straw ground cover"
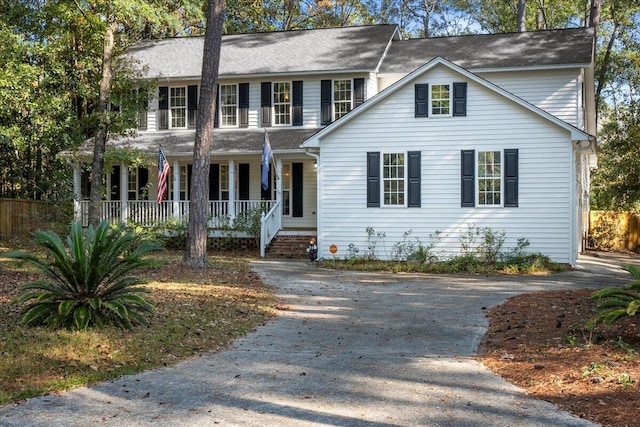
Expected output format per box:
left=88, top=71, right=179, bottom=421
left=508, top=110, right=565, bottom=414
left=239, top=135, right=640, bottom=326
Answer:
left=0, top=250, right=277, bottom=404
left=478, top=289, right=640, bottom=427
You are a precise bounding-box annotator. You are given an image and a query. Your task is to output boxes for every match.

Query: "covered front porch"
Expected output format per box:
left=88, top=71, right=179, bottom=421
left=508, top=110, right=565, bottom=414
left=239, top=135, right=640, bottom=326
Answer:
left=69, top=128, right=319, bottom=256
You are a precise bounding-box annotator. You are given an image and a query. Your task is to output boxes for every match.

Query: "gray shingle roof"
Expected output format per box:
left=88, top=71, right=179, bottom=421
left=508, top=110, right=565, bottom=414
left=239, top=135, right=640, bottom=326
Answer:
left=73, top=128, right=320, bottom=157
left=128, top=25, right=399, bottom=79
left=379, top=27, right=594, bottom=73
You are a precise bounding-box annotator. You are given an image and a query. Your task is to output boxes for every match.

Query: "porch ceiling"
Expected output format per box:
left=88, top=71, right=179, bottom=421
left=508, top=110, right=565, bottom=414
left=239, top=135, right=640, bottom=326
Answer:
left=68, top=128, right=320, bottom=158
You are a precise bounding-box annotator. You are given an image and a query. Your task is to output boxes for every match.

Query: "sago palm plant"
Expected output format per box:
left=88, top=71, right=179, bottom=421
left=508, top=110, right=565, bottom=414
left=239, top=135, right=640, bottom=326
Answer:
left=588, top=264, right=640, bottom=328
left=5, top=221, right=161, bottom=330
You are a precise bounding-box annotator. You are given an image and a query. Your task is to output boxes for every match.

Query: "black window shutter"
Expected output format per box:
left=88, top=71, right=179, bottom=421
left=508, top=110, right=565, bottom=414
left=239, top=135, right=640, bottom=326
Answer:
left=110, top=166, right=120, bottom=201
left=138, top=167, right=149, bottom=200
left=238, top=163, right=250, bottom=200
left=321, top=79, right=332, bottom=125
left=158, top=86, right=168, bottom=129
left=367, top=152, right=380, bottom=207
left=504, top=149, right=518, bottom=207
left=261, top=82, right=271, bottom=127
left=407, top=151, right=421, bottom=207
left=188, top=85, right=198, bottom=129
left=209, top=164, right=219, bottom=201
left=292, top=163, right=303, bottom=217
left=354, top=78, right=365, bottom=107
left=239, top=83, right=249, bottom=128
left=415, top=84, right=428, bottom=118
left=214, top=84, right=220, bottom=128
left=453, top=82, right=467, bottom=117
left=292, top=81, right=303, bottom=126
left=187, top=164, right=192, bottom=201
left=461, top=150, right=475, bottom=207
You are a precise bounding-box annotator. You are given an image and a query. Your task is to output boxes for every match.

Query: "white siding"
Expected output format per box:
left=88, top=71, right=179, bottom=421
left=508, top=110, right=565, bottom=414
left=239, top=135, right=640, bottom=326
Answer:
left=478, top=69, right=582, bottom=127
left=317, top=65, right=575, bottom=263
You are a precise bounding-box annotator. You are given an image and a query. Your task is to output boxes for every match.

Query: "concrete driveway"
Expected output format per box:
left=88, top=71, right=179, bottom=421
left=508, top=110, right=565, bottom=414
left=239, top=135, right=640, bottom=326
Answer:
left=0, top=253, right=635, bottom=426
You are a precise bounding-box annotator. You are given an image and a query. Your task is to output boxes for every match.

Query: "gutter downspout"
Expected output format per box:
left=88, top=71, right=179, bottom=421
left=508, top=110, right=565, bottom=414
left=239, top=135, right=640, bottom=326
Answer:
left=573, top=137, right=597, bottom=266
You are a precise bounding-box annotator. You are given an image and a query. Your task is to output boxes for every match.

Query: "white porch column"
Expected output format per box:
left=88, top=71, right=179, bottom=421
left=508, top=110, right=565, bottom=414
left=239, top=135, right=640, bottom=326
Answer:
left=228, top=159, right=236, bottom=220
left=120, top=165, right=128, bottom=223
left=72, top=164, right=82, bottom=222
left=275, top=158, right=283, bottom=208
left=172, top=160, right=180, bottom=219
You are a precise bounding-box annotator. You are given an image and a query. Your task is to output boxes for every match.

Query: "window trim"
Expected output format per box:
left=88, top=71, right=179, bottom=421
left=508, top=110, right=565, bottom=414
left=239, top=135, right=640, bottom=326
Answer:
left=477, top=150, right=502, bottom=207
left=282, top=163, right=292, bottom=217
left=272, top=81, right=292, bottom=126
left=430, top=82, right=452, bottom=117
left=169, top=86, right=187, bottom=129
left=219, top=84, right=238, bottom=128
left=381, top=152, right=406, bottom=208
left=332, top=78, right=353, bottom=121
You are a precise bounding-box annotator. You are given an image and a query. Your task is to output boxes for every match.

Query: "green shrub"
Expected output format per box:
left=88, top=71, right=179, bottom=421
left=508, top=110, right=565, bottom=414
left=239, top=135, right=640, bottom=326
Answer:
left=459, top=224, right=505, bottom=264
left=4, top=221, right=161, bottom=330
left=588, top=264, right=640, bottom=328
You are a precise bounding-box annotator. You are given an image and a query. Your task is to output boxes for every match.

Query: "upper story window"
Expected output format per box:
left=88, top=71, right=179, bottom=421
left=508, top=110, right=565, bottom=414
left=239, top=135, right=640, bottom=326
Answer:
left=430, top=84, right=451, bottom=116
left=321, top=78, right=364, bottom=125
left=383, top=153, right=405, bottom=206
left=415, top=82, right=467, bottom=118
left=333, top=79, right=352, bottom=120
left=170, top=87, right=187, bottom=128
left=478, top=151, right=501, bottom=206
left=220, top=84, right=237, bottom=127
left=273, top=82, right=291, bottom=125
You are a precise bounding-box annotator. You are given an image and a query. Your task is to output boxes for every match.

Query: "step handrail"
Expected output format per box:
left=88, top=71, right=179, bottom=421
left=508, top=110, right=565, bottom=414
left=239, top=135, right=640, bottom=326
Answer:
left=259, top=200, right=281, bottom=257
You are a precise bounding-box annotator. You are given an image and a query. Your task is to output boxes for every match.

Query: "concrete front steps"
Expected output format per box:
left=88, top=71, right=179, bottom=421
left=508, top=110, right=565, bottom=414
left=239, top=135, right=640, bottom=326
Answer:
left=266, top=235, right=316, bottom=259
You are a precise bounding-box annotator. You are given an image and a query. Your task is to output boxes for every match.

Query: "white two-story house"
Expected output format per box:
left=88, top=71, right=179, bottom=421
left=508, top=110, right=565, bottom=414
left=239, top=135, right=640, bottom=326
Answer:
left=69, top=24, right=596, bottom=264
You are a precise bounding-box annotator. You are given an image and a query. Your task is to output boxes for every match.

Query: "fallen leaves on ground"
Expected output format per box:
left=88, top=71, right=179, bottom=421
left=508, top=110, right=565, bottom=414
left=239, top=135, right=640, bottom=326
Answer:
left=478, top=289, right=640, bottom=427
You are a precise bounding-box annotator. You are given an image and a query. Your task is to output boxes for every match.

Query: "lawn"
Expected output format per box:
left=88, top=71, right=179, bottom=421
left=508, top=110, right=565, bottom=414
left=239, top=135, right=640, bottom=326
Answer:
left=0, top=250, right=277, bottom=404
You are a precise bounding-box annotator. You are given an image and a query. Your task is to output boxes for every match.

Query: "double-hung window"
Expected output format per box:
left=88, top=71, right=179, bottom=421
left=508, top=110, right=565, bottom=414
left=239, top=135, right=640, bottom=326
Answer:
left=333, top=79, right=352, bottom=120
left=461, top=149, right=518, bottom=208
left=383, top=153, right=405, bottom=206
left=170, top=87, right=187, bottom=128
left=273, top=82, right=291, bottom=125
left=415, top=82, right=466, bottom=118
left=219, top=84, right=238, bottom=127
left=478, top=151, right=501, bottom=206
left=430, top=84, right=451, bottom=116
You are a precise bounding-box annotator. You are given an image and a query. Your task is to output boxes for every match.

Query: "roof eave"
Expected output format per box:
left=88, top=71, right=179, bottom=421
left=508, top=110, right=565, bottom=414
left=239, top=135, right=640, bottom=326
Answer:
left=470, top=63, right=593, bottom=73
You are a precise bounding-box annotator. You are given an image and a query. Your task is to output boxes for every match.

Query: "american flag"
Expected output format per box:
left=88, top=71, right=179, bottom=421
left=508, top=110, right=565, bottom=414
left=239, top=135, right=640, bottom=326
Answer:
left=157, top=147, right=170, bottom=204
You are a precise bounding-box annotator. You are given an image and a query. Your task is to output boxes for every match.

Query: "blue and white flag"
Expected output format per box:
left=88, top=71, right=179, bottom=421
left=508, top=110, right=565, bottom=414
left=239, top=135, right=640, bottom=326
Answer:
left=261, top=130, right=273, bottom=190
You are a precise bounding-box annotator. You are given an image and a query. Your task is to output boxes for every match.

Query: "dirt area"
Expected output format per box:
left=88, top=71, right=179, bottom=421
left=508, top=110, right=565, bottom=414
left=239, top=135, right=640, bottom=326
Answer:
left=478, top=288, right=640, bottom=427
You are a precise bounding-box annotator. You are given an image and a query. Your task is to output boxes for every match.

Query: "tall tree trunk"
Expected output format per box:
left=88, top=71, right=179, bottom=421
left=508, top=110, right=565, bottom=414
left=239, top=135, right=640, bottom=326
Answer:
left=184, top=0, right=224, bottom=268
left=589, top=0, right=601, bottom=29
left=517, top=0, right=526, bottom=32
left=88, top=21, right=117, bottom=227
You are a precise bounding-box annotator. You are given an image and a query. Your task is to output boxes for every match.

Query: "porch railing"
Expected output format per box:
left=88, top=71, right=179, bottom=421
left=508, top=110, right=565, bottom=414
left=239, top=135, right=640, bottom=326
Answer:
left=260, top=200, right=282, bottom=258
left=75, top=200, right=277, bottom=229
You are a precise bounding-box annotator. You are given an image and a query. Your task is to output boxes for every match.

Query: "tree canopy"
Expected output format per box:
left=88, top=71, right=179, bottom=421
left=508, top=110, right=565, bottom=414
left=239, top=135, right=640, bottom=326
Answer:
left=1, top=0, right=639, bottom=213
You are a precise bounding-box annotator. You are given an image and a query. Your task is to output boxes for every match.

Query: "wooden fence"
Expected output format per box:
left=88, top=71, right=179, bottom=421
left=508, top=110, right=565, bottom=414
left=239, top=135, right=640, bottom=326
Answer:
left=589, top=211, right=640, bottom=252
left=0, top=198, right=53, bottom=240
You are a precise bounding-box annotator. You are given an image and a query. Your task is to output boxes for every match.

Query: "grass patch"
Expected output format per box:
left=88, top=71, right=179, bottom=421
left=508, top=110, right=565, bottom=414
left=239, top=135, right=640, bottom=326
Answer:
left=0, top=251, right=277, bottom=404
